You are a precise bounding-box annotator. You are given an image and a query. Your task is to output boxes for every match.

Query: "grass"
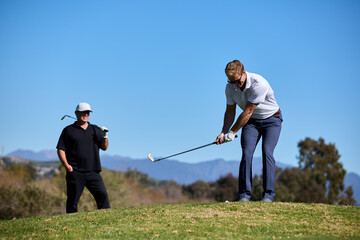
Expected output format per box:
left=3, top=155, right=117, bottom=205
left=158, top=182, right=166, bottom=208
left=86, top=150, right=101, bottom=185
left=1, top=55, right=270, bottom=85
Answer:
left=1, top=202, right=359, bottom=239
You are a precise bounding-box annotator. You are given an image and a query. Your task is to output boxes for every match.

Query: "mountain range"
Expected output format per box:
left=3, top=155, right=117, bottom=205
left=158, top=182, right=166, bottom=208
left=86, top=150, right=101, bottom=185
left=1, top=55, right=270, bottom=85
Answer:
left=5, top=149, right=360, bottom=204
left=5, top=149, right=293, bottom=183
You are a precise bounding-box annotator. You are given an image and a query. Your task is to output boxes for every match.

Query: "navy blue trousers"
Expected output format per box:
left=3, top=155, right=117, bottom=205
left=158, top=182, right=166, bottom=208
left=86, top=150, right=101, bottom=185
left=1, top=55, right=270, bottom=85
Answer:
left=238, top=113, right=282, bottom=201
left=66, top=171, right=110, bottom=213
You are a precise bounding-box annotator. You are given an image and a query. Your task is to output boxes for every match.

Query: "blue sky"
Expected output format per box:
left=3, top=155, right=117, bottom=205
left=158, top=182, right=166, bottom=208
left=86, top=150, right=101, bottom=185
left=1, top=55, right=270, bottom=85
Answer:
left=1, top=0, right=359, bottom=175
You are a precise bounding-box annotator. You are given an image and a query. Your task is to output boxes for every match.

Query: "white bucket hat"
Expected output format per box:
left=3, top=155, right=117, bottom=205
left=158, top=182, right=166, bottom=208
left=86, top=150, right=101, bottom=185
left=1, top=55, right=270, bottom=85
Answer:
left=75, top=102, right=92, bottom=112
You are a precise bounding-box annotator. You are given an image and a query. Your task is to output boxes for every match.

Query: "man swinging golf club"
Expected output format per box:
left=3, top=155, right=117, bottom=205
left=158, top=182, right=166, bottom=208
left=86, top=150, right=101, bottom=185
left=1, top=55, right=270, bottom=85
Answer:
left=215, top=60, right=282, bottom=202
left=57, top=102, right=110, bottom=213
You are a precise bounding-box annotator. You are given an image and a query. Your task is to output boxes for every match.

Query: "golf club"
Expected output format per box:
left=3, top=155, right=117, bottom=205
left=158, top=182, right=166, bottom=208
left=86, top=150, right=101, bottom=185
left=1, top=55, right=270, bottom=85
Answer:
left=61, top=115, right=108, bottom=132
left=61, top=115, right=76, bottom=120
left=148, top=135, right=238, bottom=162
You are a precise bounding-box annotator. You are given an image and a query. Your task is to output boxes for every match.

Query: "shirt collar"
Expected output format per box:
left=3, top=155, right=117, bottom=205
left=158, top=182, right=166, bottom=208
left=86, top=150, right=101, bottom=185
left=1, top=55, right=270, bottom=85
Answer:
left=72, top=121, right=91, bottom=129
left=243, top=71, right=251, bottom=90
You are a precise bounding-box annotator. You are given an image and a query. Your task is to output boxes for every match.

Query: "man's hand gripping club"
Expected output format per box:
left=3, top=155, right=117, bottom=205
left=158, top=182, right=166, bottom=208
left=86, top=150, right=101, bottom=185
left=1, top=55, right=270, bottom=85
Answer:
left=215, top=131, right=236, bottom=145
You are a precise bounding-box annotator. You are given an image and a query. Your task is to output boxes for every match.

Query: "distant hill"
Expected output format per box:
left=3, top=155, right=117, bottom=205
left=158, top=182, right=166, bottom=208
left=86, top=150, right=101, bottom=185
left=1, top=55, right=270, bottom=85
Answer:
left=0, top=156, right=31, bottom=166
left=0, top=156, right=60, bottom=178
left=6, top=149, right=58, bottom=161
left=5, top=149, right=360, bottom=204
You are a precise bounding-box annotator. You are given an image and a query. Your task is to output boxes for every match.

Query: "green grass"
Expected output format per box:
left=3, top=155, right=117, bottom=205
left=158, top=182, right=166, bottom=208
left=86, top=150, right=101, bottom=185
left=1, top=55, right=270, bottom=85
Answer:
left=1, top=202, right=359, bottom=239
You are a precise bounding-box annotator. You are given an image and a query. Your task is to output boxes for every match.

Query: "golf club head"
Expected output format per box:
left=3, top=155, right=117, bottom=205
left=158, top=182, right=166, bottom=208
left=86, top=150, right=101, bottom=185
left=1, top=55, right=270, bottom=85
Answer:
left=148, top=153, right=155, bottom=162
left=61, top=115, right=66, bottom=120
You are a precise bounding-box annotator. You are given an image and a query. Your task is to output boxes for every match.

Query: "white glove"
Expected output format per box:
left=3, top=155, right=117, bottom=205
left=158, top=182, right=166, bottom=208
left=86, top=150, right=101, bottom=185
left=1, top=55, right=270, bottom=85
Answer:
left=224, top=131, right=235, bottom=142
left=100, top=126, right=108, bottom=138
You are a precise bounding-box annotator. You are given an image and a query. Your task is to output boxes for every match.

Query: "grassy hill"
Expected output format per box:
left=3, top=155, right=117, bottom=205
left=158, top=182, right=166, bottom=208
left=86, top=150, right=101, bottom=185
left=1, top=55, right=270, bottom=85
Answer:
left=1, top=202, right=358, bottom=239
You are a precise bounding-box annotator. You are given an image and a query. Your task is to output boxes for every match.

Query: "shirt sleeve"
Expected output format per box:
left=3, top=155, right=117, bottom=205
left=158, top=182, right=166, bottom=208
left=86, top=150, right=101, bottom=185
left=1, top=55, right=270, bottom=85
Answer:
left=93, top=125, right=104, bottom=148
left=247, top=80, right=269, bottom=104
left=56, top=128, right=67, bottom=151
left=225, top=84, right=235, bottom=105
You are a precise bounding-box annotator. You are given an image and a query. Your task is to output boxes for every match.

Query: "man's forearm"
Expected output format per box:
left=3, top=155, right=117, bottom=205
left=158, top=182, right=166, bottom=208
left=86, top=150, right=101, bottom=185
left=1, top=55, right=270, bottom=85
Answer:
left=57, top=149, right=72, bottom=172
left=230, top=110, right=252, bottom=133
left=230, top=102, right=257, bottom=133
left=221, top=110, right=236, bottom=134
left=101, top=138, right=109, bottom=151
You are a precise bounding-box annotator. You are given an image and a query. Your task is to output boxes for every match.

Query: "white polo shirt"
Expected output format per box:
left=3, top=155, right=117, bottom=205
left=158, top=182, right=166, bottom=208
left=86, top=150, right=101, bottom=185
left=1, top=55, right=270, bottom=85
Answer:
left=225, top=72, right=279, bottom=119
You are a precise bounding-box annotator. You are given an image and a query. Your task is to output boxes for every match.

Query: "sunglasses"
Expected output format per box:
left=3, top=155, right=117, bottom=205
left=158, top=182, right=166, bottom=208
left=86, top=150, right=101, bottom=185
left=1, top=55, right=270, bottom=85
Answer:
left=227, top=79, right=241, bottom=84
left=78, top=111, right=91, bottom=115
left=227, top=72, right=243, bottom=84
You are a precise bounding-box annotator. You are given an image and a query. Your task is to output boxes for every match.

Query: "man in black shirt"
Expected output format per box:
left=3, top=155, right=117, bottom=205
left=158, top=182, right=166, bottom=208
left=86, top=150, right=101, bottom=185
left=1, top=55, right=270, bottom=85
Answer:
left=57, top=102, right=110, bottom=213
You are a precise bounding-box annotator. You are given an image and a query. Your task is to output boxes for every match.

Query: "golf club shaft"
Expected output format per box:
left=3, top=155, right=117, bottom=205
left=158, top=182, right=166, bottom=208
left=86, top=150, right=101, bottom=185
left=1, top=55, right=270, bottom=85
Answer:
left=153, top=142, right=216, bottom=162
left=153, top=135, right=238, bottom=162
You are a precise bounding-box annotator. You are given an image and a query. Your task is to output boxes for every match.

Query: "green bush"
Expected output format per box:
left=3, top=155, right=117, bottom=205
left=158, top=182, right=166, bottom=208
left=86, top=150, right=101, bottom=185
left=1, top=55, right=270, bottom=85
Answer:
left=0, top=184, right=62, bottom=219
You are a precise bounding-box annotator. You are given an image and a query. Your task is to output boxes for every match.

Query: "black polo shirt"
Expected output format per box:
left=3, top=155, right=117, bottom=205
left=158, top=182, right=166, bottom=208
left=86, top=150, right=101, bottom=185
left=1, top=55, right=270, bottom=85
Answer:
left=57, top=122, right=104, bottom=172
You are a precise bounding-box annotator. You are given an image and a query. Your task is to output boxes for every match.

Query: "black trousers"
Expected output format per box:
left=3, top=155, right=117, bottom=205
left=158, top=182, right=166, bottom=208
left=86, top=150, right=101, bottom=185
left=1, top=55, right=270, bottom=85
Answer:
left=66, top=171, right=110, bottom=213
